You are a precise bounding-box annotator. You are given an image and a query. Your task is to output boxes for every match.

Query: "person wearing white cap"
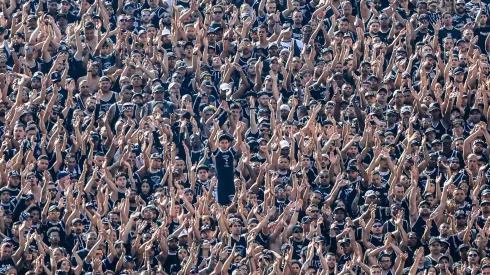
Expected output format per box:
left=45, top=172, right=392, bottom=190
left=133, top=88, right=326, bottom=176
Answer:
left=279, top=104, right=291, bottom=121
left=178, top=229, right=189, bottom=246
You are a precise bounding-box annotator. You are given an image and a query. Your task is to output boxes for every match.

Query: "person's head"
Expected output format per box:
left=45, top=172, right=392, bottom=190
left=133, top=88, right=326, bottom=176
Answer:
left=48, top=228, right=61, bottom=245
left=229, top=218, right=242, bottom=235
left=429, top=238, right=442, bottom=254
left=364, top=190, right=378, bottom=205
left=333, top=206, right=346, bottom=222
left=369, top=20, right=381, bottom=34
left=370, top=265, right=382, bottom=275
left=468, top=248, right=480, bottom=264
left=57, top=258, right=72, bottom=272
left=200, top=226, right=214, bottom=240
left=407, top=232, right=418, bottom=247
left=482, top=264, right=490, bottom=275
left=84, top=22, right=96, bottom=41
left=98, top=76, right=112, bottom=92
left=212, top=5, right=224, bottom=21
left=442, top=12, right=453, bottom=26
left=378, top=255, right=392, bottom=271
left=0, top=243, right=12, bottom=259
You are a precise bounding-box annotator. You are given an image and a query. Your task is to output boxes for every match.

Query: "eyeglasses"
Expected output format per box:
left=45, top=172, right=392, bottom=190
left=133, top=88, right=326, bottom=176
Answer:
left=469, top=254, right=478, bottom=257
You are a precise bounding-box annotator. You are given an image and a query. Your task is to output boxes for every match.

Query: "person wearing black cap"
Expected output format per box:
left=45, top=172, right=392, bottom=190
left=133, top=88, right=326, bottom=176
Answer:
left=208, top=121, right=243, bottom=205
left=143, top=85, right=176, bottom=118
left=66, top=218, right=86, bottom=253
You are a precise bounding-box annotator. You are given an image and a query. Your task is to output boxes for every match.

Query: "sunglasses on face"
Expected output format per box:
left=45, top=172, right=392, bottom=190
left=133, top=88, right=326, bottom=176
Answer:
left=214, top=11, right=223, bottom=14
left=119, top=19, right=127, bottom=22
left=26, top=48, right=35, bottom=52
left=143, top=14, right=151, bottom=17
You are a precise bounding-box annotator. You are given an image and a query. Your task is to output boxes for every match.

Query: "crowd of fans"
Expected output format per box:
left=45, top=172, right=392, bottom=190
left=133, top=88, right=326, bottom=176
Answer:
left=1, top=0, right=490, bottom=274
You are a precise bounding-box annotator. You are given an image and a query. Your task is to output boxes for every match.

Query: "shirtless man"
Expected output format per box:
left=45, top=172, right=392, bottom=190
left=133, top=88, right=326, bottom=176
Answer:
left=77, top=60, right=101, bottom=93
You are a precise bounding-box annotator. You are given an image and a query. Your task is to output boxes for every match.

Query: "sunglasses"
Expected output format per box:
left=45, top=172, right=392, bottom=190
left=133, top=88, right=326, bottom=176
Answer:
left=26, top=48, right=35, bottom=52
left=469, top=254, right=478, bottom=257
left=214, top=11, right=223, bottom=14
left=373, top=224, right=382, bottom=228
left=119, top=19, right=127, bottom=22
left=143, top=14, right=151, bottom=17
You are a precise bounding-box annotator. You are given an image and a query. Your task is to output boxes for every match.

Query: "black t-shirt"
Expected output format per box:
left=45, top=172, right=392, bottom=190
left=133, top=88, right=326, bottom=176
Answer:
left=0, top=257, right=15, bottom=273
left=438, top=28, right=462, bottom=45
left=163, top=251, right=180, bottom=274
left=475, top=26, right=490, bottom=54
left=292, top=238, right=309, bottom=259
left=412, top=216, right=439, bottom=239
